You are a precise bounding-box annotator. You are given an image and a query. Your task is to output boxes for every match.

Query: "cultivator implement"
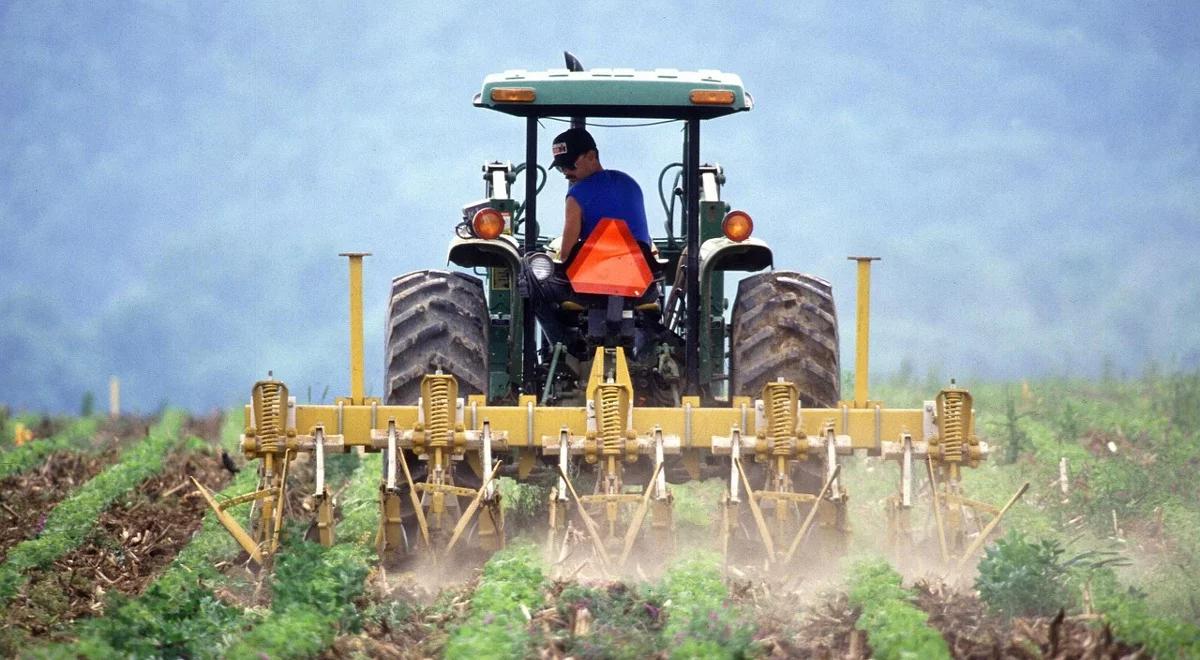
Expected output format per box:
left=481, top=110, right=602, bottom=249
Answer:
left=192, top=253, right=1025, bottom=575
left=198, top=356, right=1009, bottom=571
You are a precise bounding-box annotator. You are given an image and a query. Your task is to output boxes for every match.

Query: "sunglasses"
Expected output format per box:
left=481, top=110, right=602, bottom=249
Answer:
left=554, top=154, right=582, bottom=172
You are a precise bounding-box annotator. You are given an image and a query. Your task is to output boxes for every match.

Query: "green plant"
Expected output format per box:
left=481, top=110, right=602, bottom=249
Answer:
left=1090, top=568, right=1200, bottom=657
left=31, top=424, right=374, bottom=660
left=221, top=452, right=381, bottom=659
left=999, top=386, right=1029, bottom=464
left=1083, top=458, right=1152, bottom=523
left=976, top=532, right=1074, bottom=618
left=670, top=478, right=725, bottom=529
left=445, top=543, right=547, bottom=658
left=34, top=413, right=259, bottom=659
left=55, top=578, right=251, bottom=659
left=656, top=553, right=753, bottom=659
left=1055, top=400, right=1083, bottom=445
left=224, top=542, right=371, bottom=659
left=1155, top=369, right=1200, bottom=432
left=555, top=582, right=663, bottom=659
left=847, top=560, right=950, bottom=660
left=976, top=531, right=1127, bottom=619
left=498, top=475, right=549, bottom=531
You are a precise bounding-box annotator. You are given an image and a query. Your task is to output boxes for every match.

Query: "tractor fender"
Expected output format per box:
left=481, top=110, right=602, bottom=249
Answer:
left=447, top=234, right=522, bottom=270
left=698, top=236, right=773, bottom=278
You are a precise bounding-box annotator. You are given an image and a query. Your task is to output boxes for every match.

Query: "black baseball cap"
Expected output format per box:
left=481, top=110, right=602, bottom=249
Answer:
left=550, top=128, right=597, bottom=169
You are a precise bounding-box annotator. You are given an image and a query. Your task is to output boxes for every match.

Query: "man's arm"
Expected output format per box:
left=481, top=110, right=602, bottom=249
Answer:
left=561, top=196, right=582, bottom=255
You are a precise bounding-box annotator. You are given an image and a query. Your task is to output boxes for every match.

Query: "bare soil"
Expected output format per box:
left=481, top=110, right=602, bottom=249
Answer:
left=322, top=577, right=477, bottom=659
left=749, top=591, right=865, bottom=659
left=0, top=450, right=121, bottom=563
left=913, top=579, right=1147, bottom=659
left=0, top=416, right=172, bottom=562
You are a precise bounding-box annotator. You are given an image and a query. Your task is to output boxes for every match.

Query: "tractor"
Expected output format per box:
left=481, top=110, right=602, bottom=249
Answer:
left=194, top=54, right=1022, bottom=578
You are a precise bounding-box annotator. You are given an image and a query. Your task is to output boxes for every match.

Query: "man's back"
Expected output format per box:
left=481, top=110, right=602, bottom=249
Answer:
left=567, top=169, right=651, bottom=244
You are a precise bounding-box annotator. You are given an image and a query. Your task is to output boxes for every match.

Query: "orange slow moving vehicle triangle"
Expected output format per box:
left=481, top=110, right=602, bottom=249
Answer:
left=565, top=218, right=653, bottom=297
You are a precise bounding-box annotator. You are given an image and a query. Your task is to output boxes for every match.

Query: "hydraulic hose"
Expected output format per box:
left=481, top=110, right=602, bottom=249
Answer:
left=512, top=162, right=547, bottom=235
left=657, top=162, right=683, bottom=247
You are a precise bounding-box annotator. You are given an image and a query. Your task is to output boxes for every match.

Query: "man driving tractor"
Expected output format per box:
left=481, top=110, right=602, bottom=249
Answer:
left=522, top=127, right=657, bottom=350
left=550, top=127, right=651, bottom=248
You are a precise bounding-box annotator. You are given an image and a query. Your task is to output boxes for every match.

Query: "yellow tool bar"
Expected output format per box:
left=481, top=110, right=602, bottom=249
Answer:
left=249, top=397, right=937, bottom=455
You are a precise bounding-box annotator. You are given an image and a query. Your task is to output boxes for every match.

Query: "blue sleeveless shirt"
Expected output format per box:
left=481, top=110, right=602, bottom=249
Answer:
left=567, top=170, right=651, bottom=244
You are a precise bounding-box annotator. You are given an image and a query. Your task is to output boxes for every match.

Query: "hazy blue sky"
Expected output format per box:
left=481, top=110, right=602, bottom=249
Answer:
left=2, top=2, right=1197, bottom=413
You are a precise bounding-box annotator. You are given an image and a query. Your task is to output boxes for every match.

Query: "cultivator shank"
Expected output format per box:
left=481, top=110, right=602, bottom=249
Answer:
left=878, top=386, right=1029, bottom=569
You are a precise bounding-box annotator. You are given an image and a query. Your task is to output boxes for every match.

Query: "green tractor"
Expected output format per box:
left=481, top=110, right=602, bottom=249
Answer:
left=377, top=53, right=847, bottom=564
left=386, top=53, right=840, bottom=417
left=196, top=55, right=1004, bottom=576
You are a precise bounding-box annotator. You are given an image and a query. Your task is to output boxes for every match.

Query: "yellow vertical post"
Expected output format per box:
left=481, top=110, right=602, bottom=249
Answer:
left=339, top=253, right=371, bottom=404
left=847, top=257, right=880, bottom=408
left=108, top=376, right=120, bottom=419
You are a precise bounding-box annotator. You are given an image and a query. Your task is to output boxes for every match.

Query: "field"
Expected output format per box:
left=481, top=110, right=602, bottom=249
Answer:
left=1, top=371, right=1198, bottom=658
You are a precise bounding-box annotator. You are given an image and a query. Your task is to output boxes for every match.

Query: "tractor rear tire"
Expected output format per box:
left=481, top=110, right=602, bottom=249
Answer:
left=385, top=270, right=489, bottom=405
left=730, top=271, right=840, bottom=408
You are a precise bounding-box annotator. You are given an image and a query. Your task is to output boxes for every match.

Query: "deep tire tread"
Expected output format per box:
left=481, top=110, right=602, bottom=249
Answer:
left=730, top=271, right=841, bottom=408
left=385, top=270, right=489, bottom=405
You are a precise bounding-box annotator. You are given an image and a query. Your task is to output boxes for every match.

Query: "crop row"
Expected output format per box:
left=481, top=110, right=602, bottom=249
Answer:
left=443, top=547, right=749, bottom=659
left=1090, top=569, right=1200, bottom=657
left=0, top=411, right=187, bottom=608
left=221, top=450, right=374, bottom=659
left=847, top=560, right=950, bottom=660
left=657, top=554, right=753, bottom=659
left=0, top=417, right=98, bottom=481
left=37, top=413, right=257, bottom=658
left=444, top=543, right=548, bottom=658
left=39, top=417, right=367, bottom=659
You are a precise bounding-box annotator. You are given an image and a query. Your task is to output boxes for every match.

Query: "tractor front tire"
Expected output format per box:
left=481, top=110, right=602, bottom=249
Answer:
left=730, top=271, right=840, bottom=408
left=385, top=270, right=489, bottom=405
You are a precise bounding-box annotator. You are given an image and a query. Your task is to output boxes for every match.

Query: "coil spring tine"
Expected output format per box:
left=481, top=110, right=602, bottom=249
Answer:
left=941, top=392, right=965, bottom=462
left=426, top=377, right=451, bottom=445
left=599, top=385, right=622, bottom=454
left=769, top=384, right=792, bottom=455
left=258, top=383, right=282, bottom=449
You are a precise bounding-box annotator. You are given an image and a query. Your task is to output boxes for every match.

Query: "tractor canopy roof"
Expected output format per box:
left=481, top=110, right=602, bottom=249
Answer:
left=474, top=68, right=752, bottom=119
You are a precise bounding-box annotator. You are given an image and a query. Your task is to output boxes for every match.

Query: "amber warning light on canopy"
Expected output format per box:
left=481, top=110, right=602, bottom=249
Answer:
left=689, top=89, right=735, bottom=105
left=566, top=218, right=653, bottom=297
left=491, top=87, right=536, bottom=103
